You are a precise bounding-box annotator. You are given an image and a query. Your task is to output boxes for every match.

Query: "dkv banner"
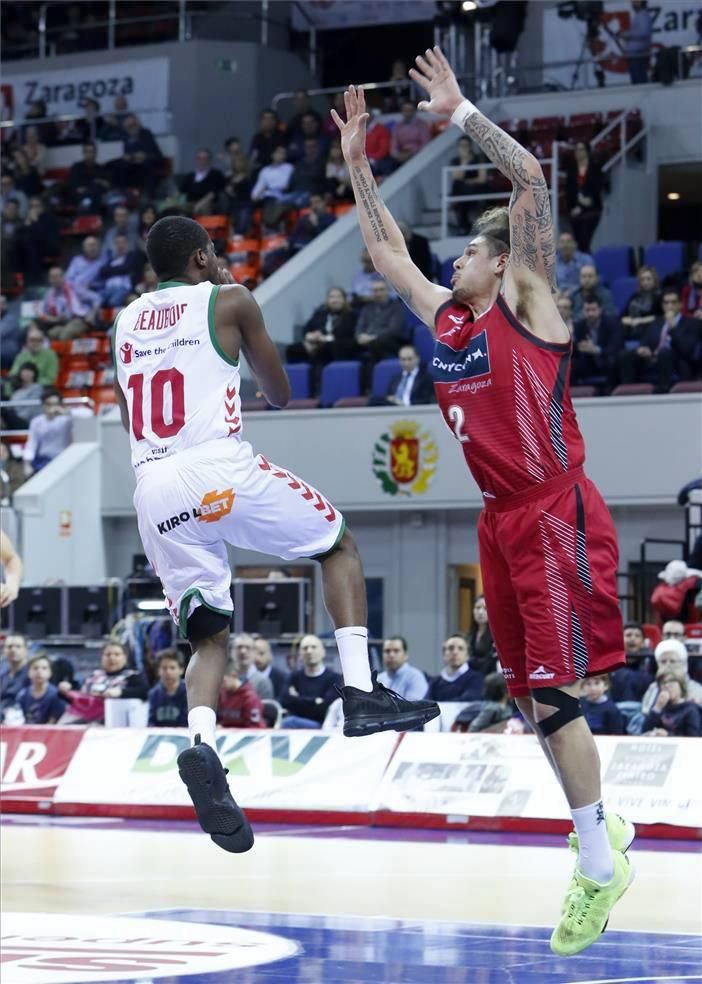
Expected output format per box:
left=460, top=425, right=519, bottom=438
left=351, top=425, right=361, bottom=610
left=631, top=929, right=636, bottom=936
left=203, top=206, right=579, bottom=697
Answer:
left=374, top=732, right=702, bottom=828
left=55, top=728, right=398, bottom=813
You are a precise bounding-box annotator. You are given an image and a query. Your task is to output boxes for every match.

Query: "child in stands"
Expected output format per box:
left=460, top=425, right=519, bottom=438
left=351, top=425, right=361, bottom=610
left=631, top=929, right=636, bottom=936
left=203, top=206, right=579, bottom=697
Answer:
left=581, top=675, right=625, bottom=735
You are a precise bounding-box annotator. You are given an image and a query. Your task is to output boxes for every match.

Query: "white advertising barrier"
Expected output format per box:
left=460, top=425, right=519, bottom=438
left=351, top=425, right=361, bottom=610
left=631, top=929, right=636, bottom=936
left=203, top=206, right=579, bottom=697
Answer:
left=374, top=733, right=702, bottom=828
left=55, top=728, right=398, bottom=814
left=3, top=57, right=169, bottom=125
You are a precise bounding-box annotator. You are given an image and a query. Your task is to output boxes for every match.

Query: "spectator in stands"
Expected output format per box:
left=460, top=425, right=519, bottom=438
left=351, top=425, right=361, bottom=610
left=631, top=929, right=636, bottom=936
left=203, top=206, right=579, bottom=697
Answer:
left=9, top=322, right=59, bottom=385
left=67, top=141, right=110, bottom=212
left=565, top=142, right=604, bottom=253
left=286, top=286, right=357, bottom=374
left=622, top=0, right=653, bottom=85
left=449, top=137, right=489, bottom=233
left=651, top=559, right=702, bottom=625
left=662, top=620, right=686, bottom=641
left=609, top=622, right=653, bottom=702
left=286, top=90, right=322, bottom=143
left=103, top=204, right=138, bottom=254
left=250, top=144, right=294, bottom=232
left=384, top=58, right=411, bottom=112
left=642, top=639, right=702, bottom=713
left=99, top=95, right=129, bottom=142
left=0, top=363, right=43, bottom=429
left=0, top=634, right=30, bottom=714
left=681, top=261, right=702, bottom=319
left=354, top=279, right=406, bottom=362
left=468, top=594, right=497, bottom=677
left=0, top=296, right=23, bottom=369
left=580, top=674, right=624, bottom=735
left=325, top=142, right=352, bottom=201
left=390, top=100, right=431, bottom=166
left=398, top=222, right=434, bottom=281
left=0, top=440, right=25, bottom=498
left=572, top=295, right=623, bottom=391
left=138, top=203, right=157, bottom=245
left=249, top=108, right=287, bottom=170
left=65, top=235, right=104, bottom=310
left=556, top=294, right=575, bottom=335
left=230, top=633, right=273, bottom=701
left=16, top=196, right=61, bottom=285
left=181, top=148, right=226, bottom=216
left=23, top=388, right=73, bottom=477
left=58, top=640, right=148, bottom=722
left=97, top=233, right=144, bottom=306
left=289, top=193, right=336, bottom=254
left=555, top=231, right=593, bottom=295
left=370, top=343, right=434, bottom=406
left=322, top=93, right=347, bottom=143
left=427, top=634, right=484, bottom=702
left=1, top=173, right=28, bottom=219
left=23, top=126, right=47, bottom=177
left=286, top=138, right=326, bottom=207
left=453, top=672, right=513, bottom=733
left=49, top=653, right=78, bottom=690
left=643, top=668, right=701, bottom=736
left=22, top=98, right=56, bottom=147
left=15, top=653, right=66, bottom=724
left=281, top=634, right=340, bottom=728
left=619, top=288, right=698, bottom=391
left=365, top=109, right=393, bottom=176
left=222, top=138, right=253, bottom=234
left=1, top=201, right=21, bottom=284
left=621, top=265, right=662, bottom=339
left=134, top=264, right=158, bottom=297
left=148, top=648, right=187, bottom=726
left=287, top=112, right=329, bottom=163
left=571, top=265, right=616, bottom=320
left=112, top=114, right=163, bottom=193
left=252, top=636, right=288, bottom=702
left=377, top=635, right=428, bottom=699
left=217, top=652, right=267, bottom=728
left=10, top=147, right=42, bottom=197
left=351, top=248, right=386, bottom=302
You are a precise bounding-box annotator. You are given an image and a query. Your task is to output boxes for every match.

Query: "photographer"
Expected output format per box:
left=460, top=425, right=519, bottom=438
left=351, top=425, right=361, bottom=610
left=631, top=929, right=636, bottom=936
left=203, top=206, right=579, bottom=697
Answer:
left=622, top=1, right=653, bottom=84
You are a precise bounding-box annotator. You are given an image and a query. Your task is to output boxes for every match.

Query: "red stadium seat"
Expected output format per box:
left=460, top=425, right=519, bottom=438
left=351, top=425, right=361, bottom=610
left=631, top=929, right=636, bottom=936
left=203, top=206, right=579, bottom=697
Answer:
left=94, top=368, right=115, bottom=387
left=227, top=235, right=261, bottom=265
left=229, top=263, right=259, bottom=289
left=685, top=623, right=702, bottom=638
left=333, top=202, right=354, bottom=217
left=196, top=215, right=230, bottom=241
left=642, top=623, right=662, bottom=648
left=671, top=381, right=702, bottom=394
left=90, top=386, right=117, bottom=411
left=62, top=214, right=103, bottom=237
left=611, top=384, right=655, bottom=397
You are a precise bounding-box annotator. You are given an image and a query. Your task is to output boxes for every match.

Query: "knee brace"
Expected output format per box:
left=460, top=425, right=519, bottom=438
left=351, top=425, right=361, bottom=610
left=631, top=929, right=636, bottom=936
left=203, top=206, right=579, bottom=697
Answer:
left=531, top=686, right=583, bottom=738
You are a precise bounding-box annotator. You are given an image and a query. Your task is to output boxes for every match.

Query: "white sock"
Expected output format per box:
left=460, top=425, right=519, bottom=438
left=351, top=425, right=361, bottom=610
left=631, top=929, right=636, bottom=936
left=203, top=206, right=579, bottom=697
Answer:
left=334, top=626, right=373, bottom=692
left=187, top=706, right=217, bottom=750
left=571, top=800, right=614, bottom=884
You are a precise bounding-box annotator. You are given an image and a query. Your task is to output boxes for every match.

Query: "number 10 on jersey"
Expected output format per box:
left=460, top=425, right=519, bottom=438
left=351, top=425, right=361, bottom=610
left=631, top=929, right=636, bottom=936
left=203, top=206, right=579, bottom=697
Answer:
left=127, top=368, right=185, bottom=440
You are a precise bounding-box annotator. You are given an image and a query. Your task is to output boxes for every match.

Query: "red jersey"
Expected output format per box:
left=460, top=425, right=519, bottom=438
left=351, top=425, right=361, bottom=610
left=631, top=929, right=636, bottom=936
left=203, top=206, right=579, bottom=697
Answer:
left=431, top=294, right=585, bottom=500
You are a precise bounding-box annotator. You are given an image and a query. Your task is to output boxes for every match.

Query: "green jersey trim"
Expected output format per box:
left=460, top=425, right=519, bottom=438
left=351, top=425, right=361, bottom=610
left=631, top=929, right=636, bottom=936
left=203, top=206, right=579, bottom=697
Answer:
left=207, top=284, right=239, bottom=367
left=178, top=587, right=233, bottom=638
left=156, top=280, right=190, bottom=290
left=111, top=309, right=123, bottom=370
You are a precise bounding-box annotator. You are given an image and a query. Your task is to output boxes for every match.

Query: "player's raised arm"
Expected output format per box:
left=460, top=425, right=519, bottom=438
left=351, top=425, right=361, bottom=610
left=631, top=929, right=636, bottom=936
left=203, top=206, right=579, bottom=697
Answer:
left=0, top=529, right=22, bottom=608
left=332, top=86, right=450, bottom=329
left=410, top=47, right=556, bottom=297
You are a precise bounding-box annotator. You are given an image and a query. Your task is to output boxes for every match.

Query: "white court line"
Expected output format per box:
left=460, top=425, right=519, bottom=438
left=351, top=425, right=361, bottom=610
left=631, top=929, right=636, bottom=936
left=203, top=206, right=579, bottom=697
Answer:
left=561, top=976, right=702, bottom=983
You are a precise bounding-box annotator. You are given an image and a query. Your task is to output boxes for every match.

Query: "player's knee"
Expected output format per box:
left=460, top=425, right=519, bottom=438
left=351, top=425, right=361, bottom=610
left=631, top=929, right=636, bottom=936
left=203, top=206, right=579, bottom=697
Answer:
left=313, top=525, right=358, bottom=565
left=186, top=606, right=231, bottom=652
left=530, top=685, right=583, bottom=739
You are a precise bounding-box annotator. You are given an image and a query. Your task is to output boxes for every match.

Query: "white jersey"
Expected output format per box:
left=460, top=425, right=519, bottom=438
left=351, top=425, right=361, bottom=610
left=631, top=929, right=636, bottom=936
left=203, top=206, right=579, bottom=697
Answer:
left=113, top=280, right=242, bottom=474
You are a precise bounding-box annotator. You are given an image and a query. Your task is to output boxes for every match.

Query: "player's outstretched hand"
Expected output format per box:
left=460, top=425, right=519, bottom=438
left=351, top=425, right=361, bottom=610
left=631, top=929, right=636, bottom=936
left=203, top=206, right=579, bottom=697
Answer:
left=331, top=85, right=369, bottom=165
left=409, top=46, right=465, bottom=119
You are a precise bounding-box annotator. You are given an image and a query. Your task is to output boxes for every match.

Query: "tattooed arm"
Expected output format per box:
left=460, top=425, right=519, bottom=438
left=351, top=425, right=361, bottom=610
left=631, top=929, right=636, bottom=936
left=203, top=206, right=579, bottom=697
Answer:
left=332, top=86, right=450, bottom=330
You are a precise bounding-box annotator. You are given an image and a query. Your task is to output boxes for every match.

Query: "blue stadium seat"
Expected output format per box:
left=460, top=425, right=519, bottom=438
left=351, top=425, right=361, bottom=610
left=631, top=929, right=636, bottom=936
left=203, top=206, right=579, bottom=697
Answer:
left=593, top=245, right=631, bottom=286
left=320, top=361, right=361, bottom=408
left=413, top=323, right=435, bottom=364
left=284, top=363, right=311, bottom=400
left=644, top=241, right=684, bottom=281
left=439, top=257, right=458, bottom=288
left=612, top=276, right=639, bottom=314
left=372, top=358, right=401, bottom=398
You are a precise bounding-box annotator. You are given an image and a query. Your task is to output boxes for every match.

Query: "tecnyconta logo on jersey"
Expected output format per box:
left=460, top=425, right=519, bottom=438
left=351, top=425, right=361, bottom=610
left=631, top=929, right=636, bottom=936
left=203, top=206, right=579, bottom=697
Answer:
left=372, top=420, right=438, bottom=497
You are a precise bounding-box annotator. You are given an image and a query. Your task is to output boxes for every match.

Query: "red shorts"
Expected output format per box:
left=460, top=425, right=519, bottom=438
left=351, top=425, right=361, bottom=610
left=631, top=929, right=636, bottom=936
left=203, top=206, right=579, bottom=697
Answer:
left=478, top=468, right=625, bottom=698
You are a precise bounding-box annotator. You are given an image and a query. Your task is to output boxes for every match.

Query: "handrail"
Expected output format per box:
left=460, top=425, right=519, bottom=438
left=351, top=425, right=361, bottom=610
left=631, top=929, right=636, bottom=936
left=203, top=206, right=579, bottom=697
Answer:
left=0, top=107, right=171, bottom=131
left=602, top=124, right=648, bottom=174
left=272, top=79, right=418, bottom=112
left=0, top=397, right=95, bottom=410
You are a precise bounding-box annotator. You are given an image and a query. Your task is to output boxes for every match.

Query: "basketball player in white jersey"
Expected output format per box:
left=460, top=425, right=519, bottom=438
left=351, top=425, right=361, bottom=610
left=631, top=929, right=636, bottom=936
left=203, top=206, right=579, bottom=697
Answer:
left=113, top=216, right=439, bottom=853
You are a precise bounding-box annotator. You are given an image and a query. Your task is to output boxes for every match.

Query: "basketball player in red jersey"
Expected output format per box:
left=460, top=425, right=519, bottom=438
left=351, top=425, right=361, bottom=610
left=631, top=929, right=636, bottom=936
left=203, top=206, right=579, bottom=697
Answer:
left=334, top=49, right=634, bottom=955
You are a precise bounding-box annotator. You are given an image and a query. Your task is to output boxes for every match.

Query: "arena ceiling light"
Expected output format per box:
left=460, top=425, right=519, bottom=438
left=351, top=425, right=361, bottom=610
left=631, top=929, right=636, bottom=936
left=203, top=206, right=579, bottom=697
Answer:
left=667, top=192, right=681, bottom=200
left=462, top=1, right=478, bottom=10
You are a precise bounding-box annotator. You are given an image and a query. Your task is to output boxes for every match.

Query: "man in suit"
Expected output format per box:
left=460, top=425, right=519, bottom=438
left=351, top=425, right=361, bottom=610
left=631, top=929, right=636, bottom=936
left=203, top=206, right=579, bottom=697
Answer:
left=619, top=288, right=699, bottom=393
left=572, top=295, right=623, bottom=392
left=370, top=344, right=435, bottom=406
left=570, top=265, right=617, bottom=320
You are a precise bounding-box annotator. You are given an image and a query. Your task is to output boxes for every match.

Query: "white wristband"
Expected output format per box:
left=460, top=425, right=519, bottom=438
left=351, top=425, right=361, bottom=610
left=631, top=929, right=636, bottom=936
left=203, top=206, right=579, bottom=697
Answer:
left=451, top=99, right=477, bottom=128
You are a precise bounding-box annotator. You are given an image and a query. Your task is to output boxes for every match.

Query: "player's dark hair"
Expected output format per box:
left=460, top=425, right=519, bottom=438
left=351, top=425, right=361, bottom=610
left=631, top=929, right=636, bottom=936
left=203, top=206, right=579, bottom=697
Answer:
left=474, top=206, right=510, bottom=257
left=146, top=216, right=210, bottom=280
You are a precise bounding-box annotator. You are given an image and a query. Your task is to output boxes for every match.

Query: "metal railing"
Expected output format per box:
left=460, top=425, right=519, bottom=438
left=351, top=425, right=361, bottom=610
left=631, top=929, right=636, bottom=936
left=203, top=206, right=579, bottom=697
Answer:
left=0, top=107, right=173, bottom=138
left=271, top=78, right=426, bottom=114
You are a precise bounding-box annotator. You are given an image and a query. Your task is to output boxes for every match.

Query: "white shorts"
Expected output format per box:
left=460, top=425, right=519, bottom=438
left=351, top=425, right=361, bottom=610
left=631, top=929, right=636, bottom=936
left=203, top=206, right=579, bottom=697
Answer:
left=134, top=439, right=345, bottom=634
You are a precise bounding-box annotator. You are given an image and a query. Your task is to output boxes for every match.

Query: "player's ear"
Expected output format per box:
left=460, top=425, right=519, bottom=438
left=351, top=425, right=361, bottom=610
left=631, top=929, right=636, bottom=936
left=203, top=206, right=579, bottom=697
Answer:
left=194, top=248, right=208, bottom=270
left=495, top=251, right=509, bottom=274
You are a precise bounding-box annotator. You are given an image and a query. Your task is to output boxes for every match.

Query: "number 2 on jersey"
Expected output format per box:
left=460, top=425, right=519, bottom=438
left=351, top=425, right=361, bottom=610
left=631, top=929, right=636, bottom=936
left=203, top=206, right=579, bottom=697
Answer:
left=448, top=404, right=469, bottom=443
left=127, top=368, right=185, bottom=440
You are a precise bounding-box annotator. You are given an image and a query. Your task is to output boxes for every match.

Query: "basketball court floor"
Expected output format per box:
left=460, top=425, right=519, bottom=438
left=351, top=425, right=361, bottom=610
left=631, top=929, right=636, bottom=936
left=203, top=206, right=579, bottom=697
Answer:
left=2, top=814, right=701, bottom=983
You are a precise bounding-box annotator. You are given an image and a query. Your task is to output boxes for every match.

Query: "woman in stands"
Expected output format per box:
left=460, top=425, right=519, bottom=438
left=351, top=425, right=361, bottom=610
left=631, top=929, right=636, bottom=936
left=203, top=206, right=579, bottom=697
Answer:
left=468, top=594, right=497, bottom=677
left=642, top=669, right=702, bottom=737
left=58, top=641, right=148, bottom=723
left=565, top=141, right=604, bottom=253
left=286, top=286, right=358, bottom=390
left=621, top=265, right=662, bottom=339
left=449, top=136, right=488, bottom=234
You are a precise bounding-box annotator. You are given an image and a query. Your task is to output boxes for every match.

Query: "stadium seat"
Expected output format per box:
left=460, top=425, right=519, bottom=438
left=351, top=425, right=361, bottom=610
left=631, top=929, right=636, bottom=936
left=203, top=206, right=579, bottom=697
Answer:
left=372, top=358, right=401, bottom=398
left=94, top=368, right=115, bottom=387
left=334, top=396, right=368, bottom=408
left=593, top=246, right=631, bottom=286
left=686, top=623, right=702, bottom=638
left=611, top=384, right=655, bottom=396
left=643, top=242, right=685, bottom=282
left=611, top=276, right=639, bottom=314
left=567, top=111, right=602, bottom=141
left=229, top=263, right=259, bottom=288
left=413, top=324, right=435, bottom=364
left=284, top=398, right=320, bottom=410
left=320, top=361, right=361, bottom=407
left=570, top=385, right=597, bottom=398
left=333, top=202, right=355, bottom=217
left=439, top=257, right=458, bottom=289
left=671, top=381, right=702, bottom=394
left=226, top=235, right=261, bottom=264
left=62, top=214, right=103, bottom=237
left=196, top=215, right=230, bottom=241
left=284, top=363, right=311, bottom=400
left=90, top=386, right=117, bottom=411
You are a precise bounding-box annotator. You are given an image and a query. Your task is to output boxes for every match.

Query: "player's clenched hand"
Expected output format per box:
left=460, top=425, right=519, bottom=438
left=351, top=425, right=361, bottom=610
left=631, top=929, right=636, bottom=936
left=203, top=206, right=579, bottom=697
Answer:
left=409, top=46, right=465, bottom=118
left=331, top=85, right=369, bottom=165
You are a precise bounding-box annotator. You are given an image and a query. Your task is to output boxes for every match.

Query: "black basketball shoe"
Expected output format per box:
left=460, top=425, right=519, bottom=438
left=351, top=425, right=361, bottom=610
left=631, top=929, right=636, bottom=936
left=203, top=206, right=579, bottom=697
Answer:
left=338, top=672, right=440, bottom=737
left=177, top=735, right=254, bottom=854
